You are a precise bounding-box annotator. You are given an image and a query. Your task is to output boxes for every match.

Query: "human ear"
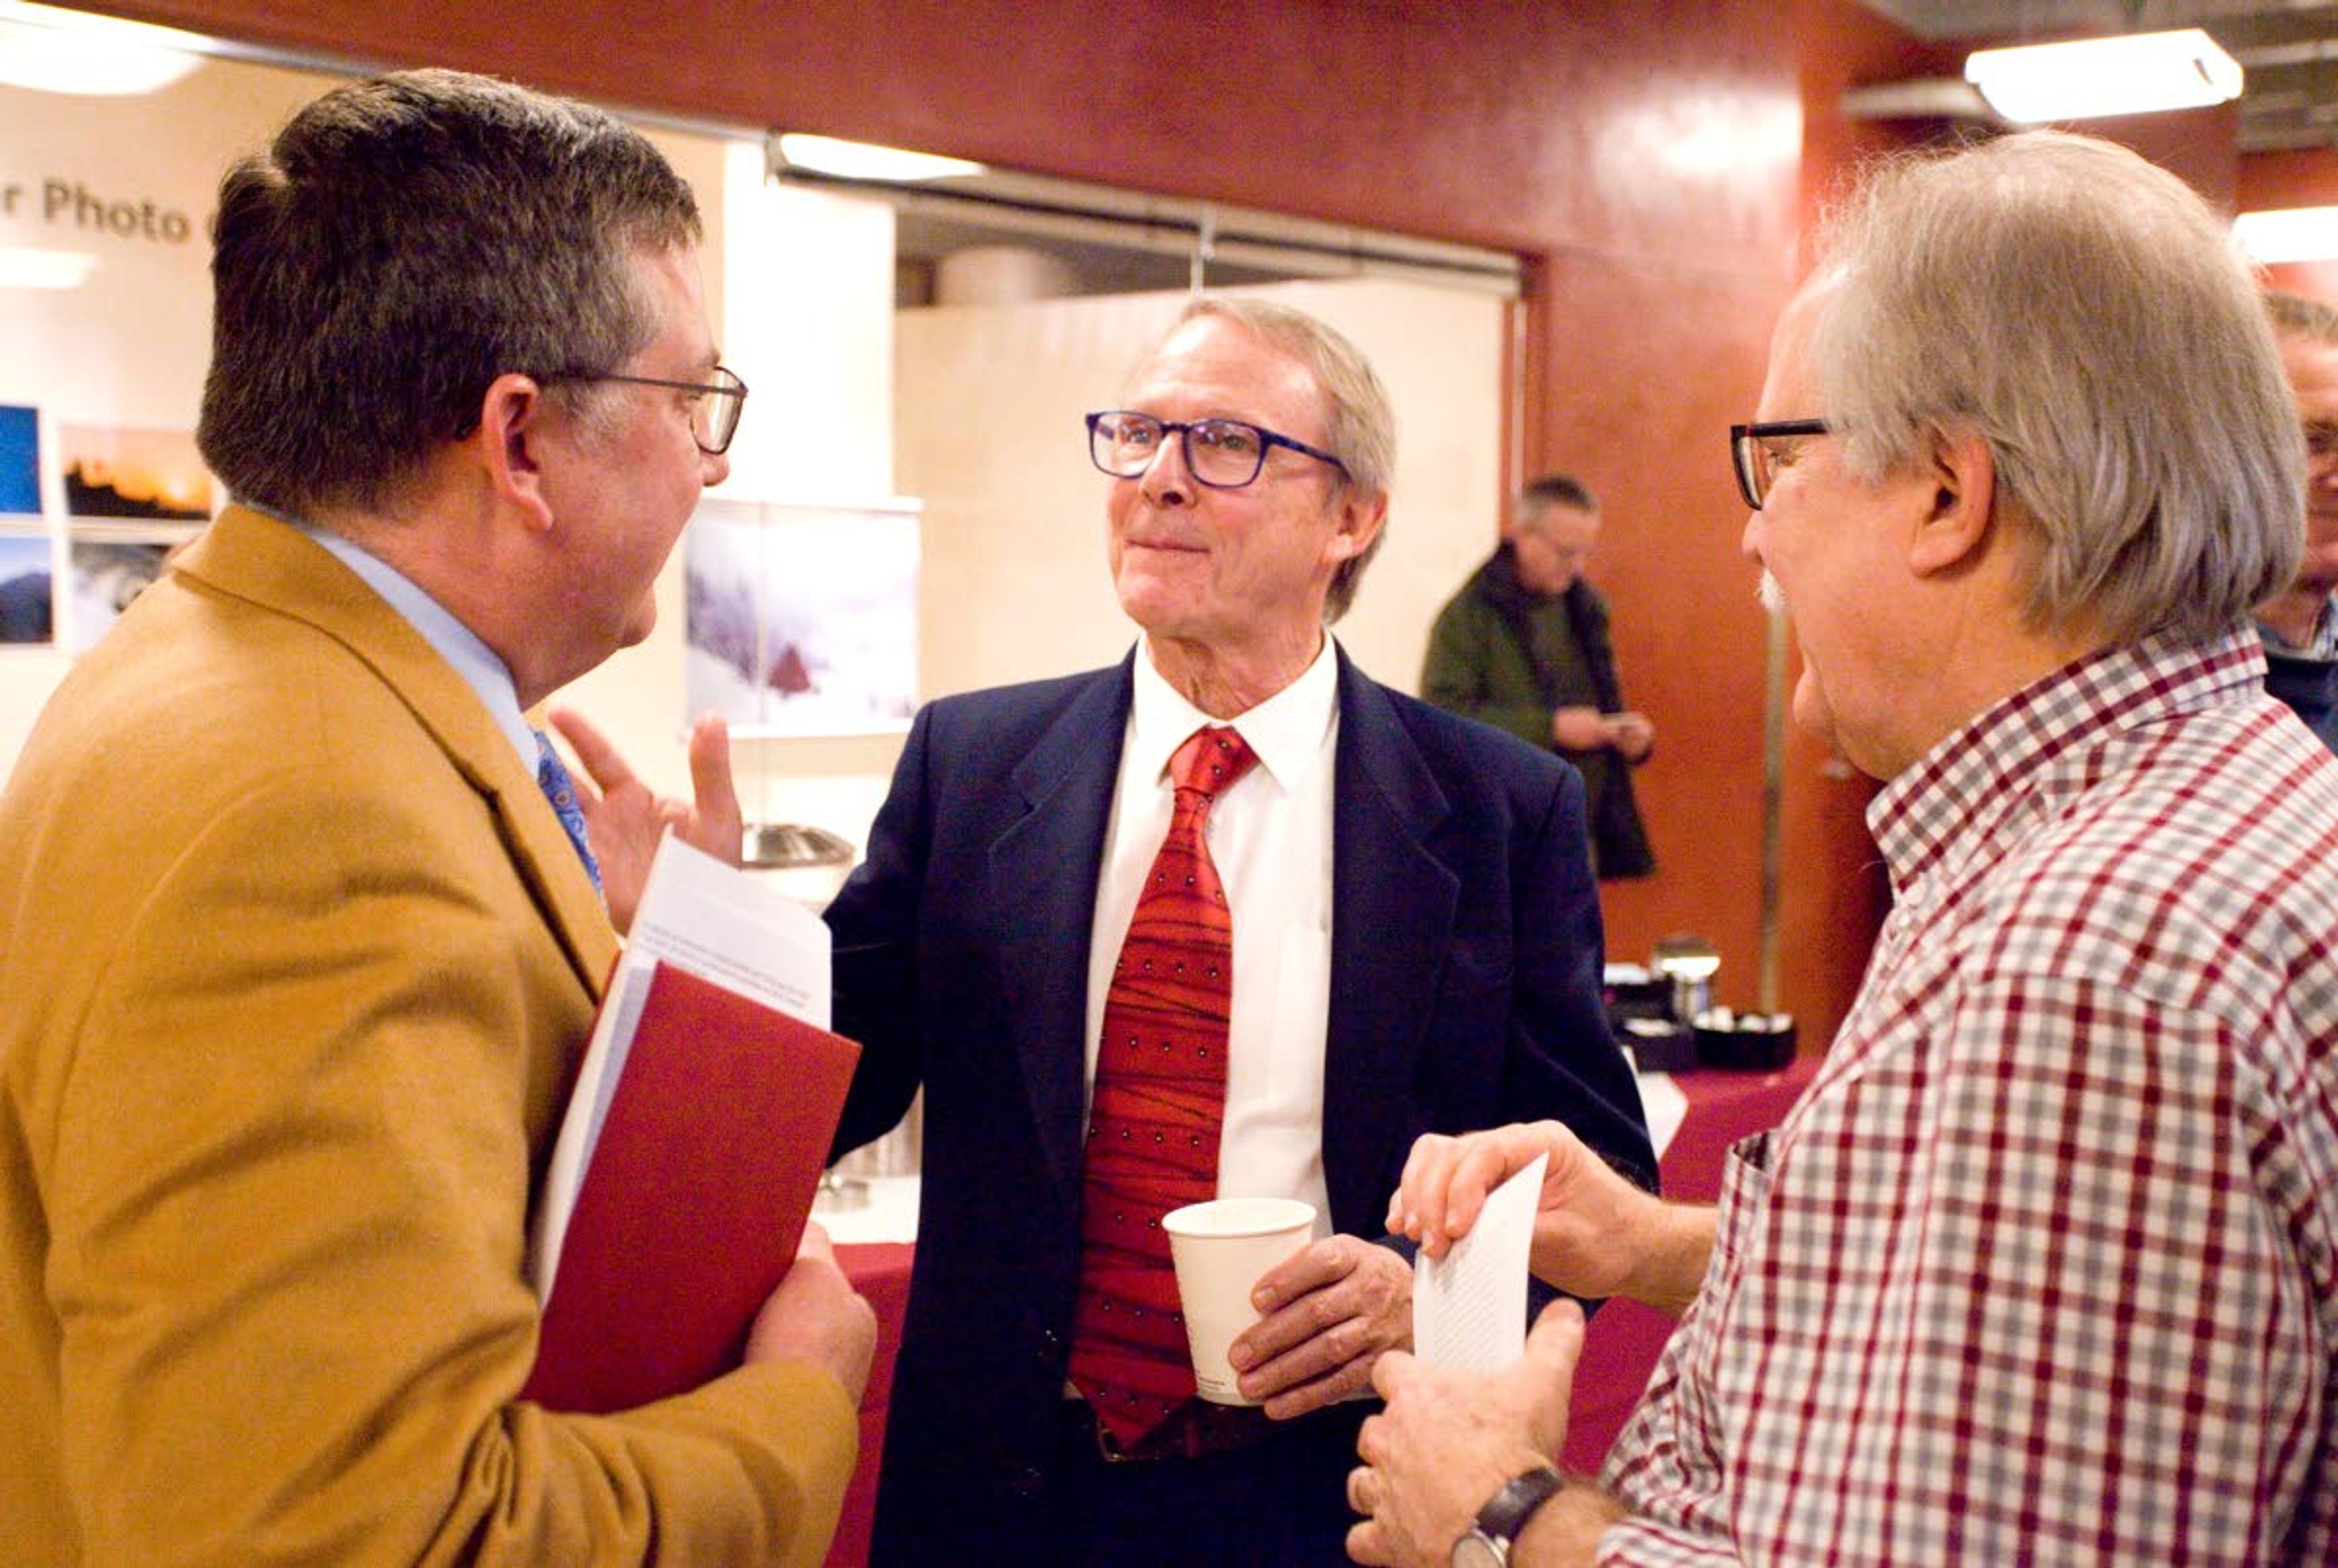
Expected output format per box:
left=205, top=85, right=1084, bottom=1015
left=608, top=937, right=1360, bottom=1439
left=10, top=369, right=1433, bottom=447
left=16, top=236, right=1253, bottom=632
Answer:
left=477, top=373, right=555, bottom=533
left=1908, top=427, right=1995, bottom=576
left=1325, top=487, right=1390, bottom=565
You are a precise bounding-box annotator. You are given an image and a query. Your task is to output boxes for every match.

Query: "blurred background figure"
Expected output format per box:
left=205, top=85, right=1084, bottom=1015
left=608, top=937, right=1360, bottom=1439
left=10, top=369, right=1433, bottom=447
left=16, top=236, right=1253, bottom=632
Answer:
left=1420, top=474, right=1655, bottom=879
left=2259, top=291, right=2338, bottom=751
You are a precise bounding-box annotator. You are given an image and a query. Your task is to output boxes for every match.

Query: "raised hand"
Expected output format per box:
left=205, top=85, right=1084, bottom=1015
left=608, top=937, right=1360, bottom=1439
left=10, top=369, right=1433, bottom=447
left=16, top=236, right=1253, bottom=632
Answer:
left=544, top=707, right=742, bottom=933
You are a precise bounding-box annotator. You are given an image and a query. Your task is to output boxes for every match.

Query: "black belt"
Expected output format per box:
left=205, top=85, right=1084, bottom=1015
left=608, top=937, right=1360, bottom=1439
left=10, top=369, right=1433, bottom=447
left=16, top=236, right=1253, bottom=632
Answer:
left=1063, top=1394, right=1283, bottom=1463
left=1061, top=1393, right=1365, bottom=1467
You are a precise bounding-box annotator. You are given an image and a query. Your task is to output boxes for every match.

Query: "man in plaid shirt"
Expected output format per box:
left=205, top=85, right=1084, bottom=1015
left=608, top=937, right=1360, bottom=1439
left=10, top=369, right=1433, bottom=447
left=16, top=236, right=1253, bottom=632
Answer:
left=1346, top=130, right=2338, bottom=1565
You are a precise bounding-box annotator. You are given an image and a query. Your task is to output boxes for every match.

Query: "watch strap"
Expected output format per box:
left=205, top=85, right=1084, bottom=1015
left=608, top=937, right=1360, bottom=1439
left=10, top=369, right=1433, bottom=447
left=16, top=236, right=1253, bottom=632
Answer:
left=1469, top=1465, right=1567, bottom=1556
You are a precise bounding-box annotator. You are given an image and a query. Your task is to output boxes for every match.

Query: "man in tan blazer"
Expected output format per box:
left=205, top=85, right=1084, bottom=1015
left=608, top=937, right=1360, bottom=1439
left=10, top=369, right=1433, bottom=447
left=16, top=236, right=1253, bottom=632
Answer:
left=0, top=69, right=872, bottom=1563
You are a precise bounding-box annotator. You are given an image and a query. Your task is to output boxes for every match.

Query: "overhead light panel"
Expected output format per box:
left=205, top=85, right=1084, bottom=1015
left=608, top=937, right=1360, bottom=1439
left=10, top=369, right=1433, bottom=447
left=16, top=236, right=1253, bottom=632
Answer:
left=771, top=133, right=983, bottom=183
left=1964, top=28, right=2241, bottom=124
left=2235, top=206, right=2338, bottom=264
left=1839, top=77, right=1997, bottom=124
left=0, top=245, right=94, bottom=289
left=0, top=2, right=211, bottom=96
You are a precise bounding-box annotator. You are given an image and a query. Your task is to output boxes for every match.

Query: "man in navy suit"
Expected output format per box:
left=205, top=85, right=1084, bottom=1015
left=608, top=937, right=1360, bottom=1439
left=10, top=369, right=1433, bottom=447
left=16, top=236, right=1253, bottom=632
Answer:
left=825, top=296, right=1653, bottom=1564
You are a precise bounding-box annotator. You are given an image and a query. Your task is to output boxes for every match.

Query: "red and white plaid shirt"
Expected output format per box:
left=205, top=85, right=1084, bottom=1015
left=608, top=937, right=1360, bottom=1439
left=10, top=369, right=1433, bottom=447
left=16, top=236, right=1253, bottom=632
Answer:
left=1602, top=629, right=2338, bottom=1564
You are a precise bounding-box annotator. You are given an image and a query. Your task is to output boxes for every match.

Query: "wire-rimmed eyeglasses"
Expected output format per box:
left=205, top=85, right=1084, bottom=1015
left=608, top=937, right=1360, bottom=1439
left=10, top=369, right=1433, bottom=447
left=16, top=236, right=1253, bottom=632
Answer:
left=541, top=365, right=749, bottom=455
left=1086, top=410, right=1349, bottom=489
left=1729, top=418, right=1830, bottom=511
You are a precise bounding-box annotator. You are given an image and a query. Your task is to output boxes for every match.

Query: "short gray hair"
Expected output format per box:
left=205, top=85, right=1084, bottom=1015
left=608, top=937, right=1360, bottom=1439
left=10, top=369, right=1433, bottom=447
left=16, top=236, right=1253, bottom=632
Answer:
left=1809, top=130, right=2300, bottom=646
left=1171, top=296, right=1395, bottom=621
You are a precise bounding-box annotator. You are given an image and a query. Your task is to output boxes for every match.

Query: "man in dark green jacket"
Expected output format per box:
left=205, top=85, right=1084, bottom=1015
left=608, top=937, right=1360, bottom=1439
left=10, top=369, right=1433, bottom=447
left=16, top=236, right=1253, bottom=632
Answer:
left=1420, top=474, right=1655, bottom=878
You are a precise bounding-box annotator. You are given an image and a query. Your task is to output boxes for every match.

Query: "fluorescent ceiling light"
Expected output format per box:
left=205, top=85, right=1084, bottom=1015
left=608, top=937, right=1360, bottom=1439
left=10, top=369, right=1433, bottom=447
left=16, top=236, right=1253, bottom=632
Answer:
left=1965, top=29, right=2241, bottom=124
left=773, top=133, right=983, bottom=183
left=2236, top=206, right=2338, bottom=264
left=0, top=244, right=94, bottom=289
left=0, top=2, right=211, bottom=96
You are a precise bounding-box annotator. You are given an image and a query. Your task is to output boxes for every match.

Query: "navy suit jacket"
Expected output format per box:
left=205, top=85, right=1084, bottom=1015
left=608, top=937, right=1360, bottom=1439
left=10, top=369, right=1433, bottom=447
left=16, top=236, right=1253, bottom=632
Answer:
left=826, top=646, right=1654, bottom=1559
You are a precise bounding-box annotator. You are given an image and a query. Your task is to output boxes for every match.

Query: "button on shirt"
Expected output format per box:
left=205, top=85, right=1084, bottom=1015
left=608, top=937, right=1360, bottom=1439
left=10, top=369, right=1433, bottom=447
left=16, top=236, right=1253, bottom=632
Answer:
left=1601, top=629, right=2338, bottom=1564
left=1084, top=637, right=1339, bottom=1235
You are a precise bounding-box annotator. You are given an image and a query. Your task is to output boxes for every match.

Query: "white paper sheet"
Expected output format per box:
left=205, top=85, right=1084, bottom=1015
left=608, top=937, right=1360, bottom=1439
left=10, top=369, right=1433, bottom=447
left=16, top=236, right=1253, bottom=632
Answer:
left=527, top=833, right=833, bottom=1300
left=1638, top=1071, right=1688, bottom=1162
left=1411, top=1153, right=1547, bottom=1374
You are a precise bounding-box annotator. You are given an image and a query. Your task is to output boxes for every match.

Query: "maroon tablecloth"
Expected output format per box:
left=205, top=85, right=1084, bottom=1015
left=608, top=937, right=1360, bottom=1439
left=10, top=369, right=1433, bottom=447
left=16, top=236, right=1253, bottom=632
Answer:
left=824, top=1057, right=1818, bottom=1563
left=1557, top=1054, right=1820, bottom=1474
left=827, top=1241, right=911, bottom=1568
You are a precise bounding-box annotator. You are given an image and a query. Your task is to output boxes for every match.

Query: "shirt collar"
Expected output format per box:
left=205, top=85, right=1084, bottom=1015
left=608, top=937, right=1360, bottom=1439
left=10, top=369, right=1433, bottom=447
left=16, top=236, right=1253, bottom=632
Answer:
left=1867, top=626, right=2267, bottom=897
left=289, top=514, right=536, bottom=770
left=1129, top=633, right=1340, bottom=792
left=2257, top=590, right=2338, bottom=657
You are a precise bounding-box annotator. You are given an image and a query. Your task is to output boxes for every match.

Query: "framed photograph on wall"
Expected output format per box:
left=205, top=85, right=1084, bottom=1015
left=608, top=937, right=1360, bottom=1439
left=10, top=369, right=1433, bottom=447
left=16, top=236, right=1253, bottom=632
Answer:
left=0, top=528, right=56, bottom=648
left=0, top=405, right=38, bottom=517
left=60, top=424, right=213, bottom=522
left=65, top=528, right=192, bottom=654
left=684, top=496, right=921, bottom=737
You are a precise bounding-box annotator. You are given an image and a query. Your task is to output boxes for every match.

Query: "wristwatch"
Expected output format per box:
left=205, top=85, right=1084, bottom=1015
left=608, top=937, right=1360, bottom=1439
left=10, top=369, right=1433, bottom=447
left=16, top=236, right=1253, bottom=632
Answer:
left=1450, top=1466, right=1567, bottom=1567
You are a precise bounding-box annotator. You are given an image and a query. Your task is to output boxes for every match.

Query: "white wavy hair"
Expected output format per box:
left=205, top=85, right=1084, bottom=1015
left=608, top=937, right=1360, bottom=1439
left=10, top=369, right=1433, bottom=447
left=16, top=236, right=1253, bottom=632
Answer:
left=1809, top=130, right=2301, bottom=645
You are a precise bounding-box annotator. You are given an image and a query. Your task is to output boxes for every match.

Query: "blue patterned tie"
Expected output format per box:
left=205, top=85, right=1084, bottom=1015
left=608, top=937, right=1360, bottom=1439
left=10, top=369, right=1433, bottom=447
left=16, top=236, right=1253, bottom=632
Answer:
left=533, top=729, right=603, bottom=895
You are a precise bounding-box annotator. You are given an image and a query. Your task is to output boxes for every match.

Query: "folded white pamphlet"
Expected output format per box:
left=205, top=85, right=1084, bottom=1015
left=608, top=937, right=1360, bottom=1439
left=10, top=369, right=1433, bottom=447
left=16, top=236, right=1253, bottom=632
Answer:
left=1411, top=1153, right=1548, bottom=1374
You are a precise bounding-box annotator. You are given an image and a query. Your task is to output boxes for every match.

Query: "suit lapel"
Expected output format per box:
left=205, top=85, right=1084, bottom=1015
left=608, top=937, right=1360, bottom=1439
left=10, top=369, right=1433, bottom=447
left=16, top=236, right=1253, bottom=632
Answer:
left=1324, top=653, right=1458, bottom=1231
left=178, top=508, right=620, bottom=1001
left=992, top=659, right=1133, bottom=1204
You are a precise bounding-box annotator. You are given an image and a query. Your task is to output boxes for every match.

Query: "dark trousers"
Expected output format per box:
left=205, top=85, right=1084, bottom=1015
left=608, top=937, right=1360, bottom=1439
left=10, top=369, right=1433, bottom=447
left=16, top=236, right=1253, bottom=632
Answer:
left=1042, top=1399, right=1370, bottom=1566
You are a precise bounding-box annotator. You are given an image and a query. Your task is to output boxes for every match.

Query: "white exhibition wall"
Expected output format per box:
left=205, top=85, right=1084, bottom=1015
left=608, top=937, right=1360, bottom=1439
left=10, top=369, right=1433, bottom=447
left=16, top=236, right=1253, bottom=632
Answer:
left=0, top=54, right=316, bottom=763
left=0, top=50, right=1505, bottom=875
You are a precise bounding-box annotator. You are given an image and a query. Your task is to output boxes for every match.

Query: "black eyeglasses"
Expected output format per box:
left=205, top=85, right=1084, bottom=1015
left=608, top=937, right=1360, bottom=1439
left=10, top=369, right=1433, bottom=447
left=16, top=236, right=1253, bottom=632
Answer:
left=2305, top=419, right=2338, bottom=465
left=1729, top=419, right=1830, bottom=510
left=540, top=365, right=749, bottom=455
left=1086, top=410, right=1349, bottom=489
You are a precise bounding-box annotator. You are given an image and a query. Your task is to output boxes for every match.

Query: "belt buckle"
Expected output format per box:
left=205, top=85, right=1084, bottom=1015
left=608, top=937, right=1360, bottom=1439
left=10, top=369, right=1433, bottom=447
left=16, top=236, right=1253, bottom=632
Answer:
left=1093, top=1418, right=1143, bottom=1465
left=1087, top=1401, right=1181, bottom=1465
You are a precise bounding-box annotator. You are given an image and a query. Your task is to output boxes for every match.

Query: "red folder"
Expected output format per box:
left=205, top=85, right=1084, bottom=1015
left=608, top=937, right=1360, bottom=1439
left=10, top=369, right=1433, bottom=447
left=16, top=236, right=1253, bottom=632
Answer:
left=522, top=960, right=861, bottom=1413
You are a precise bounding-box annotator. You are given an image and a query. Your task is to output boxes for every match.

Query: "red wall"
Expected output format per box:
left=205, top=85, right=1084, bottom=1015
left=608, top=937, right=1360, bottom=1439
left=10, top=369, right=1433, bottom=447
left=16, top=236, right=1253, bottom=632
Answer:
left=109, top=0, right=1909, bottom=1041
left=2241, top=149, right=2338, bottom=300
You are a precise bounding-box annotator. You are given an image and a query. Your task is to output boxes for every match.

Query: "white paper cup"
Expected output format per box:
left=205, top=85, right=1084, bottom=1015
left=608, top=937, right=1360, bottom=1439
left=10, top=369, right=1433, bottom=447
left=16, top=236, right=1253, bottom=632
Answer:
left=1162, top=1197, right=1317, bottom=1405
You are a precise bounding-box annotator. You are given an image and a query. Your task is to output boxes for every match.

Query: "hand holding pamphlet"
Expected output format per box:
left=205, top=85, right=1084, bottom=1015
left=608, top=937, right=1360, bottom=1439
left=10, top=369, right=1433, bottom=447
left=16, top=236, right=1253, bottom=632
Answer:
left=1411, top=1155, right=1548, bottom=1374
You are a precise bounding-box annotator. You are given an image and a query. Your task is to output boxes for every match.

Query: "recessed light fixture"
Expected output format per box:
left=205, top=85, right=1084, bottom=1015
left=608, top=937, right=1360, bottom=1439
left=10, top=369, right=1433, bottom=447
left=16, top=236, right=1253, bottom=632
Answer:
left=0, top=245, right=96, bottom=290
left=0, top=2, right=211, bottom=97
left=1964, top=29, right=2241, bottom=124
left=2235, top=206, right=2338, bottom=265
left=771, top=133, right=984, bottom=184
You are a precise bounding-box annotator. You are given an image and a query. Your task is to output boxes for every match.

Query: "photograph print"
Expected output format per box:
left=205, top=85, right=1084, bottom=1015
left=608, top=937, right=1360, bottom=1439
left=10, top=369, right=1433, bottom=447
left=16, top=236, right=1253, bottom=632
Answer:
left=0, top=530, right=55, bottom=646
left=0, top=404, right=37, bottom=517
left=60, top=424, right=213, bottom=522
left=683, top=497, right=919, bottom=736
left=66, top=535, right=180, bottom=654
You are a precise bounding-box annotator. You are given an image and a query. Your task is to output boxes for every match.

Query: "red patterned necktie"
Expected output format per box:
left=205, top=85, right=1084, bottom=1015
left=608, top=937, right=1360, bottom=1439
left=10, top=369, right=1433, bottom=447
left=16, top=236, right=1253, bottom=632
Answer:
left=1070, top=724, right=1259, bottom=1450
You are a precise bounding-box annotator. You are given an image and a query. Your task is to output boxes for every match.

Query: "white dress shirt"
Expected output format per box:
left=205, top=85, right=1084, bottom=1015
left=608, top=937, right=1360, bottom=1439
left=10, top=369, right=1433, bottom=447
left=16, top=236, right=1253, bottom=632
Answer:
left=1083, top=635, right=1340, bottom=1237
